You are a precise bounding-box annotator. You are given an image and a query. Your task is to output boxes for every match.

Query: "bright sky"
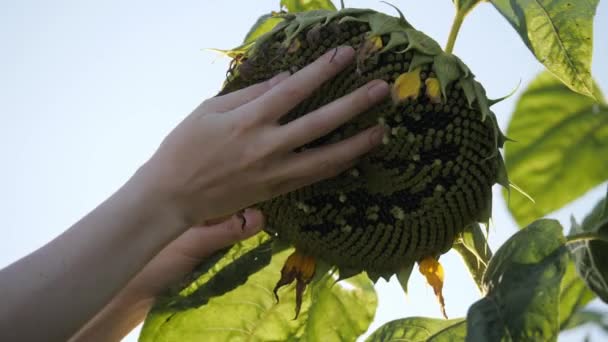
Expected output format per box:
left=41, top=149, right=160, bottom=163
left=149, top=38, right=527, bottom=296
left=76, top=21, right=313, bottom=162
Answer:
left=1, top=0, right=607, bottom=341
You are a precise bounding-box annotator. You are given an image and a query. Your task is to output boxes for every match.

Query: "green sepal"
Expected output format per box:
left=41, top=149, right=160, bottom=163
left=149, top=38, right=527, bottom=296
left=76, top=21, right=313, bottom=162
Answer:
left=488, top=79, right=521, bottom=106
left=404, top=28, right=442, bottom=55
left=337, top=266, right=362, bottom=282
left=473, top=80, right=491, bottom=122
left=496, top=152, right=510, bottom=190
left=379, top=31, right=409, bottom=54
left=408, top=53, right=434, bottom=71
left=379, top=1, right=412, bottom=27
left=366, top=271, right=381, bottom=283
left=459, top=77, right=477, bottom=107
left=311, top=258, right=333, bottom=284
left=366, top=269, right=393, bottom=283
left=433, top=53, right=463, bottom=101
left=454, top=54, right=472, bottom=78
left=367, top=11, right=412, bottom=37
left=396, top=263, right=415, bottom=295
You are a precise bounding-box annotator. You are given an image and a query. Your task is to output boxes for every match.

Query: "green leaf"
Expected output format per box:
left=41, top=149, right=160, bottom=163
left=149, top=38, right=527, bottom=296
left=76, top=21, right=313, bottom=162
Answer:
left=140, top=234, right=377, bottom=341
left=503, top=71, right=608, bottom=227
left=489, top=0, right=600, bottom=100
left=558, top=258, right=596, bottom=330
left=243, top=14, right=284, bottom=44
left=454, top=223, right=492, bottom=291
left=466, top=219, right=568, bottom=342
left=568, top=189, right=608, bottom=303
left=453, top=224, right=493, bottom=292
left=366, top=317, right=467, bottom=342
left=561, top=309, right=608, bottom=332
left=280, top=0, right=337, bottom=12
left=453, top=0, right=482, bottom=15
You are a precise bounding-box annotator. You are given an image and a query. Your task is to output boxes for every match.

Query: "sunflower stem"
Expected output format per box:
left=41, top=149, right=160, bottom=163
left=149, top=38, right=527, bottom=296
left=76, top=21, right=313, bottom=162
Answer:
left=445, top=10, right=466, bottom=54
left=566, top=231, right=608, bottom=245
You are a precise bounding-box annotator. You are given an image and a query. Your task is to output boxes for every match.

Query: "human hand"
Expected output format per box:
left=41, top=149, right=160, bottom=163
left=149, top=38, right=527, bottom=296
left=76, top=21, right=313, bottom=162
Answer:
left=70, top=209, right=264, bottom=341
left=122, top=209, right=264, bottom=300
left=139, top=46, right=389, bottom=226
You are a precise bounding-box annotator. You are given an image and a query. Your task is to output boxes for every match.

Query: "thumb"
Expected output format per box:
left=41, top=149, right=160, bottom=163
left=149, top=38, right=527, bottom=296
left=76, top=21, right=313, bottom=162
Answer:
left=198, top=208, right=265, bottom=250
left=172, top=208, right=265, bottom=261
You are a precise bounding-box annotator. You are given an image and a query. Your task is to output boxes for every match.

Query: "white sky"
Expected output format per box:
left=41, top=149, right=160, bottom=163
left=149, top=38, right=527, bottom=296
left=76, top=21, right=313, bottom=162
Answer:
left=1, top=0, right=607, bottom=341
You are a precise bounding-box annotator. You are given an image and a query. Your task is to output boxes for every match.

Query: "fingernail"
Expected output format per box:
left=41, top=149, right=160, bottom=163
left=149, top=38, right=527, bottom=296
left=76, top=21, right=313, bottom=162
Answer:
left=325, top=46, right=355, bottom=64
left=269, top=71, right=291, bottom=87
left=367, top=80, right=389, bottom=101
left=371, top=125, right=386, bottom=145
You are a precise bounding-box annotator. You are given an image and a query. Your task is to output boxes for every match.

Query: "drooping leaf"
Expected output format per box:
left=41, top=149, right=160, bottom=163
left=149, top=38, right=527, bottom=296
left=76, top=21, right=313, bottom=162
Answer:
left=303, top=273, right=377, bottom=341
left=503, top=71, right=608, bottom=227
left=366, top=317, right=467, bottom=342
left=558, top=257, right=596, bottom=330
left=561, top=309, right=608, bottom=333
left=568, top=188, right=608, bottom=303
left=489, top=0, right=601, bottom=100
left=453, top=223, right=492, bottom=292
left=280, top=0, right=337, bottom=12
left=466, top=219, right=568, bottom=342
left=243, top=13, right=284, bottom=44
left=452, top=0, right=482, bottom=15
left=139, top=233, right=377, bottom=341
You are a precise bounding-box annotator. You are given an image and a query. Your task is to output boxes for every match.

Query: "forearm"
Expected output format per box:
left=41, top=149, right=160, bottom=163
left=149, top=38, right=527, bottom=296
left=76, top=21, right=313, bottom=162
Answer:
left=0, top=168, right=187, bottom=341
left=69, top=291, right=154, bottom=342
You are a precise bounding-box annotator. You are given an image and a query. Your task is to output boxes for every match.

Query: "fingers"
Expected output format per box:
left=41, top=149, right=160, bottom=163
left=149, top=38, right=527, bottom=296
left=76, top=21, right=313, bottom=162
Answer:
left=271, top=125, right=385, bottom=195
left=238, top=46, right=356, bottom=122
left=199, top=72, right=290, bottom=113
left=276, top=80, right=389, bottom=151
left=190, top=208, right=264, bottom=256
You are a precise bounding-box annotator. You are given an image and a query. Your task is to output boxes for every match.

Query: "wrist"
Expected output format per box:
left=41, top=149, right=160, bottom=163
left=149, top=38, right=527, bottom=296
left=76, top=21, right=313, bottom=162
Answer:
left=127, top=161, right=193, bottom=233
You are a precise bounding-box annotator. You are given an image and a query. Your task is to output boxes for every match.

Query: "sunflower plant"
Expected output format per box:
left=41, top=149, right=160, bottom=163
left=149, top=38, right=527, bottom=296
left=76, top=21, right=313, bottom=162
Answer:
left=139, top=1, right=607, bottom=341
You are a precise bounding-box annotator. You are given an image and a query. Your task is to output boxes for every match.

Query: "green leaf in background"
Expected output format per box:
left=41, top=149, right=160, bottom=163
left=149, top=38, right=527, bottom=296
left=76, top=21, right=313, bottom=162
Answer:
left=489, top=0, right=600, bottom=101
left=558, top=257, right=596, bottom=330
left=366, top=317, right=467, bottom=342
left=466, top=219, right=568, bottom=342
left=568, top=189, right=608, bottom=303
left=280, top=0, right=337, bottom=12
left=503, top=71, right=608, bottom=227
left=561, top=309, right=608, bottom=333
left=453, top=224, right=492, bottom=292
left=140, top=234, right=377, bottom=341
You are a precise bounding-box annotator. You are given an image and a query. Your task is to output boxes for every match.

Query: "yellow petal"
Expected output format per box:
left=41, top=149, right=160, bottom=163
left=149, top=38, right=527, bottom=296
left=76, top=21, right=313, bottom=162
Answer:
left=370, top=35, right=383, bottom=51
left=206, top=44, right=252, bottom=59
left=392, top=68, right=421, bottom=103
left=425, top=77, right=442, bottom=104
left=418, top=256, right=448, bottom=319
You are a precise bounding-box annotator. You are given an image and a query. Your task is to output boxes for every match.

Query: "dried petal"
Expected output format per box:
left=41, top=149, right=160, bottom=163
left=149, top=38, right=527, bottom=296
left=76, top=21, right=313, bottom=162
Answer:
left=287, top=38, right=301, bottom=53
left=273, top=250, right=316, bottom=319
left=418, top=256, right=447, bottom=319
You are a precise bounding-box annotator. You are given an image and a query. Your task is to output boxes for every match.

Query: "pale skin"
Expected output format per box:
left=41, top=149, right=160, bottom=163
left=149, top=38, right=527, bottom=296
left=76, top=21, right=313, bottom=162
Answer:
left=0, top=46, right=390, bottom=341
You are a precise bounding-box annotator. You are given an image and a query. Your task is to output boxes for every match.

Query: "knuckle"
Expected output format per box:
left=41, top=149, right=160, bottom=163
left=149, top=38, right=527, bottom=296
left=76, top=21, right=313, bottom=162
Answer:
left=240, top=141, right=274, bottom=170
left=281, top=84, right=306, bottom=101
left=319, top=158, right=341, bottom=177
left=304, top=115, right=329, bottom=135
left=225, top=216, right=244, bottom=238
left=228, top=115, right=256, bottom=136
